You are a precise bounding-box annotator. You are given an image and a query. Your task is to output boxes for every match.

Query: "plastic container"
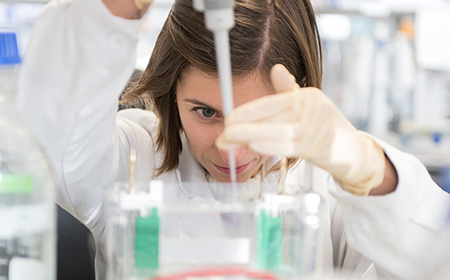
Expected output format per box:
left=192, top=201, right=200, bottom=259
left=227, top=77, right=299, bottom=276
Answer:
left=0, top=32, right=56, bottom=280
left=105, top=181, right=325, bottom=280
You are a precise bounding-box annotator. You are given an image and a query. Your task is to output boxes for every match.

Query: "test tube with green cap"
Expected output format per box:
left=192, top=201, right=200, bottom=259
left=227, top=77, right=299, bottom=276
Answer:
left=128, top=148, right=161, bottom=270
left=257, top=194, right=283, bottom=271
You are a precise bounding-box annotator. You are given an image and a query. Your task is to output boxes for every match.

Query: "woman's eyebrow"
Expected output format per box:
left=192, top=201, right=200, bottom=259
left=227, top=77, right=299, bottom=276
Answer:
left=183, top=98, right=223, bottom=114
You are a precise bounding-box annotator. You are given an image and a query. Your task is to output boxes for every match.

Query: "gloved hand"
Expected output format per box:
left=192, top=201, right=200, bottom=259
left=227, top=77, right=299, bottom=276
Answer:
left=216, top=64, right=386, bottom=196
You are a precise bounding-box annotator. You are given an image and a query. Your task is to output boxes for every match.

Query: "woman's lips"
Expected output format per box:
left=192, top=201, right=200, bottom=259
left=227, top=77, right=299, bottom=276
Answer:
left=213, top=162, right=251, bottom=175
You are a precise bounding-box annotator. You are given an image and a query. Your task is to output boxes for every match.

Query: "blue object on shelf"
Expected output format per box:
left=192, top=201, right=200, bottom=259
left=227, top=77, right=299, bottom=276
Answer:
left=0, top=32, right=21, bottom=65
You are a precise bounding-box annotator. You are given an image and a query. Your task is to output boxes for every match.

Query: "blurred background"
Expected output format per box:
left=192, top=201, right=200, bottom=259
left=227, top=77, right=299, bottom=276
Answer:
left=3, top=0, right=450, bottom=278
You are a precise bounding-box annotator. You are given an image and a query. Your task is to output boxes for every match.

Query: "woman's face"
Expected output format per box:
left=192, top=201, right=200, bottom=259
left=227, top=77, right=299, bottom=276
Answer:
left=176, top=67, right=272, bottom=182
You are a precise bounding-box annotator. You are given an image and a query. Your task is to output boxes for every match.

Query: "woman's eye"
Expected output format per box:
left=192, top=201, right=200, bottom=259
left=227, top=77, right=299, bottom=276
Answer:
left=200, top=108, right=215, bottom=118
left=193, top=107, right=219, bottom=121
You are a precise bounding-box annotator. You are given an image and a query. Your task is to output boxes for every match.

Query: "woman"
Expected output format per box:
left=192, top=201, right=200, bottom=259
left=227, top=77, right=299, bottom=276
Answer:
left=17, top=0, right=450, bottom=279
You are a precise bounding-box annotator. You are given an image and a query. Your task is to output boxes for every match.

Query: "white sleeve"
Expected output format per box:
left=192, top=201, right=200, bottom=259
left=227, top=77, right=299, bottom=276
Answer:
left=16, top=0, right=146, bottom=224
left=329, top=137, right=450, bottom=279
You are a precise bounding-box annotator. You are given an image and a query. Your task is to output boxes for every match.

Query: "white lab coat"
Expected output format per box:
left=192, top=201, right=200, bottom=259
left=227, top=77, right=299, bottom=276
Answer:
left=15, top=0, right=450, bottom=279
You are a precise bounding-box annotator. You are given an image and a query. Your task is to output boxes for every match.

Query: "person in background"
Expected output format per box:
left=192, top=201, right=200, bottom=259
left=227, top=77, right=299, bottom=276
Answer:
left=16, top=0, right=450, bottom=279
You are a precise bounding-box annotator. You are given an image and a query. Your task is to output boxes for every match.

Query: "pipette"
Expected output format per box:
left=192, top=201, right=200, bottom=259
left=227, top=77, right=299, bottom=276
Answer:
left=127, top=147, right=161, bottom=269
left=279, top=156, right=287, bottom=194
left=129, top=147, right=137, bottom=193
left=305, top=160, right=313, bottom=192
left=193, top=0, right=237, bottom=184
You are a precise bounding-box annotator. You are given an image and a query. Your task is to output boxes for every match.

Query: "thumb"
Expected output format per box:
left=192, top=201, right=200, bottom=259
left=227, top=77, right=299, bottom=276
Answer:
left=270, top=64, right=299, bottom=93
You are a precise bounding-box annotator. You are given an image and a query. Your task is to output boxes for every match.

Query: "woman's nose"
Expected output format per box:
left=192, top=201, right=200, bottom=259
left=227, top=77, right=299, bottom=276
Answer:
left=218, top=146, right=248, bottom=163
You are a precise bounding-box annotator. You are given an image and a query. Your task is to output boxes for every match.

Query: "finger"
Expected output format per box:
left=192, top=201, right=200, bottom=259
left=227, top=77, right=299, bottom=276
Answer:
left=215, top=133, right=246, bottom=150
left=270, top=64, right=299, bottom=93
left=226, top=91, right=296, bottom=125
left=263, top=108, right=298, bottom=123
left=226, top=64, right=300, bottom=125
left=223, top=123, right=302, bottom=142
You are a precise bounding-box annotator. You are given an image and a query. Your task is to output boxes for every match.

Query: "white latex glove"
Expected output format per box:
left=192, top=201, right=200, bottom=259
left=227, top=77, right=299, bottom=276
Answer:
left=216, top=64, right=386, bottom=196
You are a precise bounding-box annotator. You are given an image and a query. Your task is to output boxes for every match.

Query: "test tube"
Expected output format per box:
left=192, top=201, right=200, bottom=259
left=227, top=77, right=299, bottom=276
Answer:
left=128, top=148, right=136, bottom=193
left=279, top=156, right=288, bottom=194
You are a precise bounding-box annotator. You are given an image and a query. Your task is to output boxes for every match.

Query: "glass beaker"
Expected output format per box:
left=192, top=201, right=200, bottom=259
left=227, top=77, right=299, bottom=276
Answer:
left=105, top=181, right=325, bottom=280
left=255, top=192, right=325, bottom=279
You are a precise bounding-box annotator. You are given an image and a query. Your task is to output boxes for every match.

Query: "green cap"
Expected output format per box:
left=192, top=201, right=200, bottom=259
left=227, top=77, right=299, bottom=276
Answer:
left=0, top=174, right=32, bottom=193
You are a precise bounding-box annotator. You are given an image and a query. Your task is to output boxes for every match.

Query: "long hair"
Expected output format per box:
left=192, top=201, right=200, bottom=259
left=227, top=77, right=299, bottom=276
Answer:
left=121, top=0, right=322, bottom=176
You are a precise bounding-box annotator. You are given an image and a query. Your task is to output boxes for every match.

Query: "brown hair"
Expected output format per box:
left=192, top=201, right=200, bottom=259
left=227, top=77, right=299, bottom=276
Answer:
left=121, top=0, right=322, bottom=176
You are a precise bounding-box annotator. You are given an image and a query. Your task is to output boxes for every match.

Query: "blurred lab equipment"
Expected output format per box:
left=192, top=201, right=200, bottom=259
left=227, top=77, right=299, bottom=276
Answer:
left=0, top=32, right=56, bottom=280
left=317, top=3, right=450, bottom=190
left=105, top=181, right=326, bottom=280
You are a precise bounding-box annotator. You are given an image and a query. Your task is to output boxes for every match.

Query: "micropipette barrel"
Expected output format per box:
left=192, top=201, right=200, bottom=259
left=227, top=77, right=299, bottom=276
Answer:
left=212, top=30, right=234, bottom=116
left=213, top=30, right=237, bottom=184
left=196, top=1, right=237, bottom=184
